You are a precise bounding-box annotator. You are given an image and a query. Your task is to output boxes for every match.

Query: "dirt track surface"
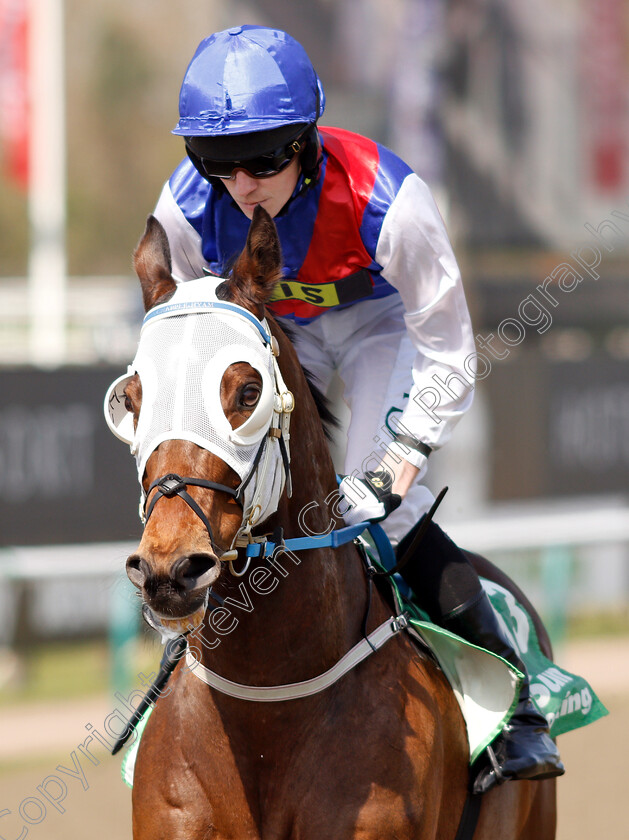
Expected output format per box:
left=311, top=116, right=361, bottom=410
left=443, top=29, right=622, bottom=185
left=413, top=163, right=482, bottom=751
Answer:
left=0, top=636, right=626, bottom=839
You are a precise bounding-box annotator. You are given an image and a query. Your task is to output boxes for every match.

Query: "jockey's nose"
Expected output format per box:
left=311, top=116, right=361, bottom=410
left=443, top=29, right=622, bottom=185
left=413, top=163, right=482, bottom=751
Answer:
left=231, top=169, right=259, bottom=194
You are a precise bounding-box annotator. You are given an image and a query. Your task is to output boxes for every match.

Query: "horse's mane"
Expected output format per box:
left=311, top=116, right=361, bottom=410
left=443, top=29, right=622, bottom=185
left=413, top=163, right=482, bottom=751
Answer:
left=270, top=318, right=339, bottom=441
left=302, top=366, right=339, bottom=441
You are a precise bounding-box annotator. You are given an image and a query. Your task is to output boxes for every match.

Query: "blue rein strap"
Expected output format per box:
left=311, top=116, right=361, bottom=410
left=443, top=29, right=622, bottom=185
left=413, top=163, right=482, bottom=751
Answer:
left=244, top=521, right=373, bottom=558
left=243, top=520, right=397, bottom=568
left=244, top=472, right=403, bottom=562
left=363, top=521, right=397, bottom=570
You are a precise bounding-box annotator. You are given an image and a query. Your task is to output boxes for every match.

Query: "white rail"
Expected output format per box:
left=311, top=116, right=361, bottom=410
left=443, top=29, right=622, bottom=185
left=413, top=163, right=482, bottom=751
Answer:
left=443, top=497, right=629, bottom=554
left=0, top=497, right=627, bottom=582
left=0, top=275, right=140, bottom=365
left=0, top=498, right=627, bottom=649
left=0, top=541, right=134, bottom=580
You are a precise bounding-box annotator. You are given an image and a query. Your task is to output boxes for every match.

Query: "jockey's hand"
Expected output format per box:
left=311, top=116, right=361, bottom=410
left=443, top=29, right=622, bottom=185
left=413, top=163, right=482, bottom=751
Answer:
left=339, top=470, right=402, bottom=526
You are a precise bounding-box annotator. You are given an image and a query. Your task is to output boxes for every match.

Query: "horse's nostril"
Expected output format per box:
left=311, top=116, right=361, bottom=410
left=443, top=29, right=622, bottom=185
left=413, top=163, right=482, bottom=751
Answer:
left=126, top=554, right=150, bottom=588
left=172, top=553, right=220, bottom=592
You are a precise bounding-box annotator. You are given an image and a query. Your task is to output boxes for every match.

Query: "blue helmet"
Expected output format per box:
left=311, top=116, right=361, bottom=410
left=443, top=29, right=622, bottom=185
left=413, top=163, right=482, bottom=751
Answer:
left=173, top=25, right=326, bottom=137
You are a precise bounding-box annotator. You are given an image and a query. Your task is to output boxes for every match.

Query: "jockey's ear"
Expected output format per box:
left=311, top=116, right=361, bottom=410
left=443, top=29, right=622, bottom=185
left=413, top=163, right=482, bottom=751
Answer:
left=134, top=215, right=177, bottom=312
left=227, top=205, right=283, bottom=318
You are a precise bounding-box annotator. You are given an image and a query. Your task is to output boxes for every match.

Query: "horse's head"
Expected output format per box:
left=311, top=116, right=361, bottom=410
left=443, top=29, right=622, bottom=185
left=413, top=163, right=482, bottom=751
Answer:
left=105, top=207, right=295, bottom=633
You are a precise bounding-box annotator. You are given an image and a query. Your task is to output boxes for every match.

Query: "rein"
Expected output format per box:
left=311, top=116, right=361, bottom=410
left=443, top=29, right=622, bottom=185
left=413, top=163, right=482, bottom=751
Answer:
left=174, top=509, right=441, bottom=703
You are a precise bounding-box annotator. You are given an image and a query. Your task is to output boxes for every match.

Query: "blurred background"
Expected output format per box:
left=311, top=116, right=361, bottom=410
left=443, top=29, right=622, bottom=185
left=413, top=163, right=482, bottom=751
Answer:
left=0, top=1, right=627, bottom=837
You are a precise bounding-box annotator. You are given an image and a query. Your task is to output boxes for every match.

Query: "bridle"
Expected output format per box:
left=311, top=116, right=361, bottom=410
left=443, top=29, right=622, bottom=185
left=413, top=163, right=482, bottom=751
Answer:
left=133, top=298, right=295, bottom=576
left=105, top=288, right=418, bottom=697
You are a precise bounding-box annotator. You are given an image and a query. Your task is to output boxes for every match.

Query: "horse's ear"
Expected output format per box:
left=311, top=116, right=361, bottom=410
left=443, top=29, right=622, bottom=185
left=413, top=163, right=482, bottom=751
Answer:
left=226, top=206, right=282, bottom=317
left=133, top=215, right=177, bottom=312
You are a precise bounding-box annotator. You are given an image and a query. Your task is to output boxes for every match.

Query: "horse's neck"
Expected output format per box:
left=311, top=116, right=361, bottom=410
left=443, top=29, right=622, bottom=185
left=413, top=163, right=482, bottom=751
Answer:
left=196, top=499, right=368, bottom=689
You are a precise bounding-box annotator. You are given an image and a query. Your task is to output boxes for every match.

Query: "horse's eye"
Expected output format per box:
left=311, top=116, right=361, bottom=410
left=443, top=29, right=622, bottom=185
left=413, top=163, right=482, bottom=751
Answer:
left=239, top=384, right=261, bottom=409
left=124, top=395, right=133, bottom=412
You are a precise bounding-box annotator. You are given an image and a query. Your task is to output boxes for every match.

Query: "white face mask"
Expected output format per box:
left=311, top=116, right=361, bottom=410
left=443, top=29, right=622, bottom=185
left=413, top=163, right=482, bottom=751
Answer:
left=104, top=277, right=293, bottom=530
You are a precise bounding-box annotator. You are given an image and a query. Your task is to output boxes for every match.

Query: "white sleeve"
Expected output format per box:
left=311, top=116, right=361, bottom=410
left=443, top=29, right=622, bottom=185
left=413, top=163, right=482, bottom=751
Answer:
left=375, top=174, right=476, bottom=468
left=153, top=181, right=208, bottom=282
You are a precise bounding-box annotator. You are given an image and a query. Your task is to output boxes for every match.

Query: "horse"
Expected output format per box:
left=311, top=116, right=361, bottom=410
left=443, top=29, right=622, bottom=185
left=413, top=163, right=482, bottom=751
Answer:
left=114, top=207, right=557, bottom=839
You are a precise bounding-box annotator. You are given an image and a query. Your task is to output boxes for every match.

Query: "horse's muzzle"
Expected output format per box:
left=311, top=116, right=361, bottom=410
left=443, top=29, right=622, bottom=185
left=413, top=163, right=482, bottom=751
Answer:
left=126, top=551, right=221, bottom=620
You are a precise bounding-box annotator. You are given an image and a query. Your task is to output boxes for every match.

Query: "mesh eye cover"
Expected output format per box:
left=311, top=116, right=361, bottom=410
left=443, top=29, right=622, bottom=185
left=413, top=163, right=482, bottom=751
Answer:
left=132, top=310, right=275, bottom=482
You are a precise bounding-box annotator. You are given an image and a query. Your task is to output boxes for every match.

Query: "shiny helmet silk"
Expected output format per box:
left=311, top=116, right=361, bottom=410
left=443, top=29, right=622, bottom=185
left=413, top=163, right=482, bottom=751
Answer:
left=173, top=25, right=325, bottom=136
left=104, top=277, right=291, bottom=527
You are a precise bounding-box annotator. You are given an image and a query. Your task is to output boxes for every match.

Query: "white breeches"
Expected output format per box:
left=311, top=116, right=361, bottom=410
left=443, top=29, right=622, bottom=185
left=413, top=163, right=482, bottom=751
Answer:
left=278, top=294, right=435, bottom=545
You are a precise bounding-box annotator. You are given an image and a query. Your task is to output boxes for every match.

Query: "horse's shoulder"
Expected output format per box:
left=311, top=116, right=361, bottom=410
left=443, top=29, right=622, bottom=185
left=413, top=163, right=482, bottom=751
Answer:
left=378, top=622, right=462, bottom=717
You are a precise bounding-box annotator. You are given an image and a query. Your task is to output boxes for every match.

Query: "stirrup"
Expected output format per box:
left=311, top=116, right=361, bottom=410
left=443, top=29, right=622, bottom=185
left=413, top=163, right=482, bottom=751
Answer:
left=472, top=744, right=506, bottom=795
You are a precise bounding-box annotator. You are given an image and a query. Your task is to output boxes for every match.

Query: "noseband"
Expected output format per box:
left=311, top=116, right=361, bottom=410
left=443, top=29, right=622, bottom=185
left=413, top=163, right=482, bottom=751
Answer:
left=143, top=472, right=242, bottom=555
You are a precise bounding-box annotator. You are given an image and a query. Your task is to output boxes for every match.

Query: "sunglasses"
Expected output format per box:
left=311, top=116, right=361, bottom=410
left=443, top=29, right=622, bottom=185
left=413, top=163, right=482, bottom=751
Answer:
left=194, top=137, right=304, bottom=180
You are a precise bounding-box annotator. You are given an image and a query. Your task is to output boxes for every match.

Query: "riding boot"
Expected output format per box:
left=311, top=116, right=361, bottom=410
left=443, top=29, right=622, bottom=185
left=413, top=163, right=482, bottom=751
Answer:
left=443, top=590, right=565, bottom=794
left=398, top=519, right=564, bottom=794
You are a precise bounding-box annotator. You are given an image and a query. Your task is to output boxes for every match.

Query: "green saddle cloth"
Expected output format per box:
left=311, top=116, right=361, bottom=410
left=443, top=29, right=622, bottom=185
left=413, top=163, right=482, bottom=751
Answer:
left=391, top=573, right=608, bottom=761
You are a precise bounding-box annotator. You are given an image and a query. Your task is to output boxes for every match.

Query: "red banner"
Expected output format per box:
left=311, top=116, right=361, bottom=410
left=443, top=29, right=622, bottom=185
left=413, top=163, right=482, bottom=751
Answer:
left=582, top=0, right=627, bottom=192
left=0, top=0, right=29, bottom=188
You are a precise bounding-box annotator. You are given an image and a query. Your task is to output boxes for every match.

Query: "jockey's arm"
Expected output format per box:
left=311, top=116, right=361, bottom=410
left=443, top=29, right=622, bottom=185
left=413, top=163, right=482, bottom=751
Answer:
left=374, top=173, right=476, bottom=466
left=341, top=173, right=474, bottom=526
left=380, top=451, right=420, bottom=499
left=152, top=169, right=211, bottom=281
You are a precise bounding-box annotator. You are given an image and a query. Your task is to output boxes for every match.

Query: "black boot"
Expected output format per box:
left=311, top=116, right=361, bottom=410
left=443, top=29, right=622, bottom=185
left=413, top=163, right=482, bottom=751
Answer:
left=443, top=590, right=565, bottom=794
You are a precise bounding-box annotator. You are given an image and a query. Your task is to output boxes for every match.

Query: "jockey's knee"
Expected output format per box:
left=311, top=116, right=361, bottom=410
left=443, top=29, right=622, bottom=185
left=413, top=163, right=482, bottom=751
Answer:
left=397, top=519, right=482, bottom=622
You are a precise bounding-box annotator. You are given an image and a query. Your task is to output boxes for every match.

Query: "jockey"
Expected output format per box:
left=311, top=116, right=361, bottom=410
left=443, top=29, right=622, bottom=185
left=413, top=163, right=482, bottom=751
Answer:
left=151, top=24, right=563, bottom=794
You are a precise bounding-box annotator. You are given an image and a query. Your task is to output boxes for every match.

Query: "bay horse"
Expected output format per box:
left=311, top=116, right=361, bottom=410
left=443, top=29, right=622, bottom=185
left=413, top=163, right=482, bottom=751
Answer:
left=115, top=208, right=557, bottom=839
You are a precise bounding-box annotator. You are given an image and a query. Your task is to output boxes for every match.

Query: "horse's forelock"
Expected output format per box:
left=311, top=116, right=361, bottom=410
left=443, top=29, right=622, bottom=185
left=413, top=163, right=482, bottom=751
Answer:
left=215, top=207, right=282, bottom=316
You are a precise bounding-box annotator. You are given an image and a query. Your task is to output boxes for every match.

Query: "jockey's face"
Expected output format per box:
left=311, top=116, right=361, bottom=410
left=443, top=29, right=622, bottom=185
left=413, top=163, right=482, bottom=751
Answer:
left=223, top=155, right=301, bottom=219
